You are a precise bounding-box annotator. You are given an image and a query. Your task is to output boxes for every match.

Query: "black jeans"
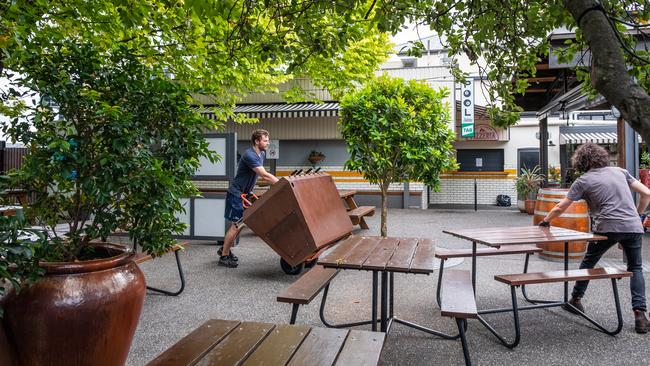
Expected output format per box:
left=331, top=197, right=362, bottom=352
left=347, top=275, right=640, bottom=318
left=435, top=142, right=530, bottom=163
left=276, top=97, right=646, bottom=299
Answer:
left=572, top=232, right=646, bottom=311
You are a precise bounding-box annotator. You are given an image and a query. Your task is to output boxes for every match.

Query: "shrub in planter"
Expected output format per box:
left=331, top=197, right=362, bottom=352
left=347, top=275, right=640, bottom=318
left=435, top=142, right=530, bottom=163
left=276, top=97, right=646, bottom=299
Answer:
left=516, top=166, right=544, bottom=214
left=0, top=42, right=215, bottom=365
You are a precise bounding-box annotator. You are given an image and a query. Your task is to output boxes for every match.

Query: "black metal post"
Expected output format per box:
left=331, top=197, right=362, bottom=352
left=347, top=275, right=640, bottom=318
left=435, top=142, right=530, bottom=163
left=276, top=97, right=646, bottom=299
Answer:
left=474, top=179, right=478, bottom=211
left=372, top=271, right=378, bottom=331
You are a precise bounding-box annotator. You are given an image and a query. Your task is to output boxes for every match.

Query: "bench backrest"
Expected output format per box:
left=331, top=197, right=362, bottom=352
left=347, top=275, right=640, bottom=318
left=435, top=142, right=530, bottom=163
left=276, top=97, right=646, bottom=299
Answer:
left=243, top=173, right=352, bottom=266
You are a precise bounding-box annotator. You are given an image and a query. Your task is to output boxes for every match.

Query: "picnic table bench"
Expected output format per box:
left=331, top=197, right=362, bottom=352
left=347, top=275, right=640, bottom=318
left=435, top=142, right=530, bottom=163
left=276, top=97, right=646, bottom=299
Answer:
left=443, top=226, right=630, bottom=348
left=133, top=242, right=188, bottom=296
left=338, top=190, right=374, bottom=229
left=146, top=319, right=386, bottom=366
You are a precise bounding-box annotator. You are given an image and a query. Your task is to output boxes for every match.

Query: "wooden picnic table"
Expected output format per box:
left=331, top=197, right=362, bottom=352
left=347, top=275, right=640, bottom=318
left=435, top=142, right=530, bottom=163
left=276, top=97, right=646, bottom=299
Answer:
left=442, top=226, right=627, bottom=348
left=317, top=235, right=454, bottom=341
left=337, top=190, right=374, bottom=229
left=147, top=319, right=385, bottom=366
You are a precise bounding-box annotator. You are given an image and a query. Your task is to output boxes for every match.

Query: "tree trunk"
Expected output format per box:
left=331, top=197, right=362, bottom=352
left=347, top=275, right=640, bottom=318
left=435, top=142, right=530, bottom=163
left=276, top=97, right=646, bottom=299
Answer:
left=564, top=0, right=650, bottom=145
left=380, top=181, right=389, bottom=237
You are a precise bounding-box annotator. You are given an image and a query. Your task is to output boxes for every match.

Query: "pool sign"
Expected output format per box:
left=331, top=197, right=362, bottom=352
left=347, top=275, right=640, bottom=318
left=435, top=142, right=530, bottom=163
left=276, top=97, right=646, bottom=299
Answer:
left=461, top=79, right=475, bottom=138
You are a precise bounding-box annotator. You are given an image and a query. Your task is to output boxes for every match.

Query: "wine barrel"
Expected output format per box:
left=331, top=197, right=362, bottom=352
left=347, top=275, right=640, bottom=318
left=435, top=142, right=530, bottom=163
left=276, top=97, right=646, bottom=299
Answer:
left=533, top=188, right=590, bottom=262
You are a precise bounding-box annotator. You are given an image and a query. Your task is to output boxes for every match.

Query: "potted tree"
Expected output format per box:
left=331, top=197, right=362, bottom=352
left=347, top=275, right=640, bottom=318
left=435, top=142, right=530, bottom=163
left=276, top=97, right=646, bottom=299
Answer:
left=0, top=42, right=214, bottom=365
left=516, top=166, right=544, bottom=215
left=340, top=75, right=456, bottom=236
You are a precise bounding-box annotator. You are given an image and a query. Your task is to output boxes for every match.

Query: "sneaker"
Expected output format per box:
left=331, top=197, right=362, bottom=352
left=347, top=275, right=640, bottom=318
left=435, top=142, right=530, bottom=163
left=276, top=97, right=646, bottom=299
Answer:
left=217, top=248, right=238, bottom=261
left=563, top=296, right=585, bottom=314
left=634, top=310, right=648, bottom=334
left=218, top=255, right=238, bottom=268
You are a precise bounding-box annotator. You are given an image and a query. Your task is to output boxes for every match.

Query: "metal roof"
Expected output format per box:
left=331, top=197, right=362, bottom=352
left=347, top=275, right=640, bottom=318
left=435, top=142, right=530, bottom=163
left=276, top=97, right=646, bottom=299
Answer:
left=201, top=102, right=339, bottom=119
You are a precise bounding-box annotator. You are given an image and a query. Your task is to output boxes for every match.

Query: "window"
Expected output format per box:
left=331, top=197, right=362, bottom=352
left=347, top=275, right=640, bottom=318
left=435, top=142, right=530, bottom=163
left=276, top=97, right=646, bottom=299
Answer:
left=456, top=149, right=504, bottom=172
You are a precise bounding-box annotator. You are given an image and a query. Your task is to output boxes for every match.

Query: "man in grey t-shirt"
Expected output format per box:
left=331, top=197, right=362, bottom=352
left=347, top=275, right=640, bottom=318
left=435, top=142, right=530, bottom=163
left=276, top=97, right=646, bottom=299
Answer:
left=539, top=143, right=650, bottom=334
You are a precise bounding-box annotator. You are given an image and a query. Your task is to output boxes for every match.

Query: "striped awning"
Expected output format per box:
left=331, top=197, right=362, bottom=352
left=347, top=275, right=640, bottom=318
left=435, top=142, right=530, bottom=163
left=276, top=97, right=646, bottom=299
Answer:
left=201, top=102, right=340, bottom=119
left=560, top=131, right=618, bottom=144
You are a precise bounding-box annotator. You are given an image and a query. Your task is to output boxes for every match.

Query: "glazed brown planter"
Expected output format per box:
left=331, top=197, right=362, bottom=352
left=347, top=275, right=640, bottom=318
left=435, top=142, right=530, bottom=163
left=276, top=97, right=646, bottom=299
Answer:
left=1, top=243, right=146, bottom=366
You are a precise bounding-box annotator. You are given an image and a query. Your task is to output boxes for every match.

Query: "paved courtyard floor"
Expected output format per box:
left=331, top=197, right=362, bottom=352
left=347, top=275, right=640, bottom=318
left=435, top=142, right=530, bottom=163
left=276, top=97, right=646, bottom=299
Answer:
left=125, top=208, right=650, bottom=365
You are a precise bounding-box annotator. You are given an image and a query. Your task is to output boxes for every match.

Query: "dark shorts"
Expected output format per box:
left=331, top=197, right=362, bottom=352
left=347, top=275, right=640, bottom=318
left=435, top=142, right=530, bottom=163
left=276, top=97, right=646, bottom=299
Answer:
left=224, top=192, right=244, bottom=222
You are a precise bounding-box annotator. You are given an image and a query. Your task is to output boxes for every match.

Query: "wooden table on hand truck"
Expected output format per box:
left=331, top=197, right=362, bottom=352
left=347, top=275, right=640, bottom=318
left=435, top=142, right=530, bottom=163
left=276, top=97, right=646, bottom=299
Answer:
left=317, top=235, right=457, bottom=341
left=443, top=226, right=630, bottom=348
left=146, top=319, right=385, bottom=366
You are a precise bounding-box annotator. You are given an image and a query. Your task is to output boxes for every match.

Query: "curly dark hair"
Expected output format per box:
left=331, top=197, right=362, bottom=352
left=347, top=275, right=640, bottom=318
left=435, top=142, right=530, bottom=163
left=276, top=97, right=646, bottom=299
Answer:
left=250, top=129, right=269, bottom=144
left=571, top=143, right=610, bottom=173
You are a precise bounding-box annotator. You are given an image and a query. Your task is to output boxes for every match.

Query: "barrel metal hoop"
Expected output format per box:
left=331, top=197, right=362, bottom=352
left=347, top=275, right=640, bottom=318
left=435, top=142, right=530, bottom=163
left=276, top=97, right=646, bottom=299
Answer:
left=533, top=210, right=590, bottom=218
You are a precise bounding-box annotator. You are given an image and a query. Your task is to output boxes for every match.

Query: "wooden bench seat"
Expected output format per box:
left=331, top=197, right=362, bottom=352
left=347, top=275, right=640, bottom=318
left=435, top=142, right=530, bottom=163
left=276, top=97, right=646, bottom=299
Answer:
left=134, top=242, right=188, bottom=296
left=495, top=267, right=631, bottom=286
left=440, top=269, right=476, bottom=366
left=347, top=206, right=375, bottom=229
left=277, top=265, right=340, bottom=324
left=435, top=245, right=540, bottom=307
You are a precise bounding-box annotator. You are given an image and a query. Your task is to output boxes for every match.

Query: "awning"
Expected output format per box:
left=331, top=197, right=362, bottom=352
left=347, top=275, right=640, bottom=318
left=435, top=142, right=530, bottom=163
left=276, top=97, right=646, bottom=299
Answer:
left=561, top=131, right=618, bottom=144
left=201, top=102, right=340, bottom=119
left=559, top=125, right=641, bottom=144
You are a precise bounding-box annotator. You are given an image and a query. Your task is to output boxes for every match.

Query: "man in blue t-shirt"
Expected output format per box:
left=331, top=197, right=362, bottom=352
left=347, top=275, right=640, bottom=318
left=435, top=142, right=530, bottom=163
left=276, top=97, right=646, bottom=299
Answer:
left=219, top=129, right=278, bottom=268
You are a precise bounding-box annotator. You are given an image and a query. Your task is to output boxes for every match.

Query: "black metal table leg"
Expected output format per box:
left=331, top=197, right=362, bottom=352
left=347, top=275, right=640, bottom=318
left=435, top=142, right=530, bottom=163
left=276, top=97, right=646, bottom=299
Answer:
left=381, top=271, right=388, bottom=332
left=457, top=319, right=472, bottom=366
left=436, top=258, right=445, bottom=308
left=471, top=242, right=477, bottom=295
left=389, top=272, right=394, bottom=319
left=372, top=271, right=378, bottom=331
left=146, top=250, right=186, bottom=296
left=319, top=283, right=380, bottom=328
left=564, top=241, right=569, bottom=303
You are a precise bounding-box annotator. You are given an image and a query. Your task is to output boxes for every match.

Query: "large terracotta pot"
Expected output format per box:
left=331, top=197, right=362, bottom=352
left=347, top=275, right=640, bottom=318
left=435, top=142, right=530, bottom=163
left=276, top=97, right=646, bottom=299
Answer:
left=1, top=243, right=146, bottom=366
left=533, top=188, right=590, bottom=262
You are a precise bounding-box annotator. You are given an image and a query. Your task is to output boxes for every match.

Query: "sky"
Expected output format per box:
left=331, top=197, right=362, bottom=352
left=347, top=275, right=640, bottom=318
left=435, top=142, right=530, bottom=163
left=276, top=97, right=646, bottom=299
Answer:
left=389, top=23, right=436, bottom=46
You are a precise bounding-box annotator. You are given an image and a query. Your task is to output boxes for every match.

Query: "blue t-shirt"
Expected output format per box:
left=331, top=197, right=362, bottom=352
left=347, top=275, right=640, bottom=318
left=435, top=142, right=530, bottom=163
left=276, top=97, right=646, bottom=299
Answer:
left=228, top=148, right=265, bottom=195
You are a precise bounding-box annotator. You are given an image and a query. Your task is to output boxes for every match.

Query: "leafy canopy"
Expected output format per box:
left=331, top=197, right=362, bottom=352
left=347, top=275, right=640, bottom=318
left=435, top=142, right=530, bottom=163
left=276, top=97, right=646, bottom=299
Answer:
left=1, top=1, right=394, bottom=112
left=340, top=75, right=456, bottom=235
left=3, top=42, right=215, bottom=261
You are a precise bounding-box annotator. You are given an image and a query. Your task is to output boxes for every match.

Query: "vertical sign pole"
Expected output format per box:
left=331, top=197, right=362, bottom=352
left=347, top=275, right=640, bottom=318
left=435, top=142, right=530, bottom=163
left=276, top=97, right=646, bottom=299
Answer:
left=460, top=78, right=475, bottom=138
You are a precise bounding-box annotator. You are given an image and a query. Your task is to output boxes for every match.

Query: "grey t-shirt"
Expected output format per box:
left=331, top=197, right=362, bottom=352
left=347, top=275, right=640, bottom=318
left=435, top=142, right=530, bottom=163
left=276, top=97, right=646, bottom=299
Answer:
left=566, top=166, right=642, bottom=233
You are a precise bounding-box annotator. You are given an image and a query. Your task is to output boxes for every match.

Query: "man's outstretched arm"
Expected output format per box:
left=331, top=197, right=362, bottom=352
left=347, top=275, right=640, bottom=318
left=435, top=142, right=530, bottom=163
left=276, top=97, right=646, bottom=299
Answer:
left=253, top=166, right=279, bottom=184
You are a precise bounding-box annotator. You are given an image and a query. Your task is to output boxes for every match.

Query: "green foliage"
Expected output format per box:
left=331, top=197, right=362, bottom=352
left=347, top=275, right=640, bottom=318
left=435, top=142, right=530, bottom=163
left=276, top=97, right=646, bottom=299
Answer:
left=340, top=74, right=456, bottom=235
left=641, top=151, right=650, bottom=170
left=516, top=166, right=544, bottom=198
left=1, top=42, right=214, bottom=263
left=0, top=214, right=47, bottom=317
left=548, top=165, right=561, bottom=182
left=0, top=1, right=395, bottom=113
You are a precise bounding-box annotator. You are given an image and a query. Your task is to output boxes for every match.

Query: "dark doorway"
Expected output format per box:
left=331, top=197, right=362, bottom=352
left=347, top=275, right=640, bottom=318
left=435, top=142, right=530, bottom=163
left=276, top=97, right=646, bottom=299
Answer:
left=518, top=148, right=540, bottom=174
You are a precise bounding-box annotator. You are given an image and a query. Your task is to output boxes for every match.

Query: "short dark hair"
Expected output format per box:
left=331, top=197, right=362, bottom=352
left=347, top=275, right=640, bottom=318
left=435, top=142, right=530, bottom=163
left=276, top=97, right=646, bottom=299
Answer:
left=571, top=143, right=609, bottom=172
left=251, top=129, right=269, bottom=145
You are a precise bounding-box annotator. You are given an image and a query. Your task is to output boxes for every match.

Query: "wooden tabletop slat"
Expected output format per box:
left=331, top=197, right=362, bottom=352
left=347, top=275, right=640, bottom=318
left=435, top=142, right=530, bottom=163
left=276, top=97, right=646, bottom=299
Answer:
left=385, top=238, right=419, bottom=272
left=333, top=330, right=385, bottom=366
left=339, top=237, right=384, bottom=269
left=361, top=237, right=401, bottom=271
left=443, top=226, right=607, bottom=247
left=409, top=238, right=436, bottom=274
left=480, top=235, right=606, bottom=246
left=240, top=324, right=311, bottom=366
left=195, top=322, right=274, bottom=366
left=318, top=236, right=365, bottom=266
left=146, top=319, right=240, bottom=366
left=287, top=327, right=349, bottom=366
left=443, top=226, right=578, bottom=235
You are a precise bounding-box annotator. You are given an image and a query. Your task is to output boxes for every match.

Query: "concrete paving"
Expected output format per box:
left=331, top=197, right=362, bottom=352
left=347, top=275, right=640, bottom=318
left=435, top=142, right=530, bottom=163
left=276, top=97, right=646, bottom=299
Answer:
left=124, top=208, right=650, bottom=366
